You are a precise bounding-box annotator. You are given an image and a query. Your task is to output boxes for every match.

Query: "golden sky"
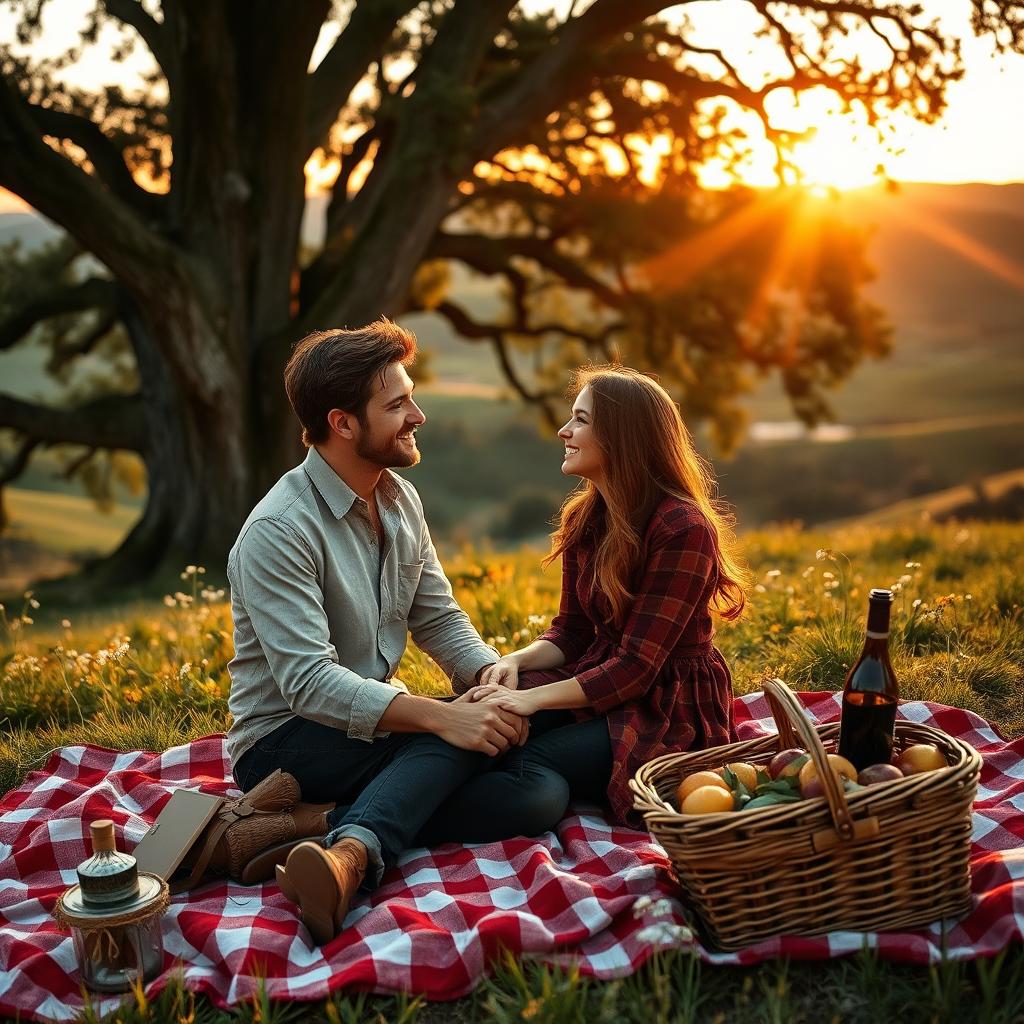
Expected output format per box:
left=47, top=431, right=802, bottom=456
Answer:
left=0, top=0, right=1021, bottom=215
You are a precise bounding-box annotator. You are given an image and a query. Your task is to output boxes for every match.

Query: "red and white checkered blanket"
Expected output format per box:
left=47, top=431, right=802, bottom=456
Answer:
left=1, top=692, right=1021, bottom=1022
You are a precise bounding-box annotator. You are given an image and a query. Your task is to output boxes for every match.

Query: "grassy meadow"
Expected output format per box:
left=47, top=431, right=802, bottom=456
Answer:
left=2, top=519, right=1023, bottom=1022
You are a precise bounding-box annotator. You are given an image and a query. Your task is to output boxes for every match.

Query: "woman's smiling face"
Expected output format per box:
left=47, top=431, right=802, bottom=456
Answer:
left=558, top=385, right=605, bottom=484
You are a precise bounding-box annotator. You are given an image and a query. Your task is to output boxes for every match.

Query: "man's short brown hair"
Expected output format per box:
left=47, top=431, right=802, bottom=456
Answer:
left=284, top=319, right=417, bottom=445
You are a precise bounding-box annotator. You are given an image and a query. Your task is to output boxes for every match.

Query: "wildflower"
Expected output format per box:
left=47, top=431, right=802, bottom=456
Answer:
left=899, top=574, right=913, bottom=585
left=766, top=569, right=782, bottom=579
left=61, top=619, right=71, bottom=629
left=632, top=895, right=655, bottom=916
left=822, top=571, right=835, bottom=580
left=527, top=614, right=546, bottom=626
left=179, top=663, right=192, bottom=679
left=754, top=583, right=766, bottom=593
left=906, top=562, right=921, bottom=570
left=21, top=616, right=33, bottom=625
left=802, top=567, right=816, bottom=578
left=636, top=922, right=694, bottom=946
left=163, top=595, right=177, bottom=608
left=28, top=599, right=40, bottom=610
left=912, top=599, right=922, bottom=608
left=816, top=548, right=835, bottom=561
left=965, top=593, right=973, bottom=601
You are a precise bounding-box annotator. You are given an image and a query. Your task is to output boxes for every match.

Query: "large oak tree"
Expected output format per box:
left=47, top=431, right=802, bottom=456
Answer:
left=0, top=0, right=1021, bottom=593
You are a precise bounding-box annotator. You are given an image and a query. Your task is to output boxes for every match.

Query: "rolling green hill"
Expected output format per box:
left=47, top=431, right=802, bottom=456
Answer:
left=0, top=182, right=1021, bottom=576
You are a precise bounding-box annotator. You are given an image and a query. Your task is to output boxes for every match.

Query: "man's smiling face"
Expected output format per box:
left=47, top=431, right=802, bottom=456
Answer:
left=353, top=362, right=426, bottom=469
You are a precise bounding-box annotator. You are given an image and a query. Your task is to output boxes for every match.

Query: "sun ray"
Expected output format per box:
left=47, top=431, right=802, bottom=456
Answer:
left=884, top=202, right=1024, bottom=292
left=638, top=189, right=795, bottom=293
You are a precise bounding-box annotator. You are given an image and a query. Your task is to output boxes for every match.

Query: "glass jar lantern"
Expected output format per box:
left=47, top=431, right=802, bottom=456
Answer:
left=56, top=819, right=169, bottom=994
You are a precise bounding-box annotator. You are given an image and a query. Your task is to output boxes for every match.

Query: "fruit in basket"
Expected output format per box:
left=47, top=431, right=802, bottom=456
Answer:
left=723, top=762, right=758, bottom=791
left=676, top=770, right=730, bottom=806
left=681, top=785, right=736, bottom=814
left=797, top=753, right=858, bottom=796
left=858, top=763, right=904, bottom=786
left=895, top=743, right=946, bottom=775
left=768, top=748, right=810, bottom=780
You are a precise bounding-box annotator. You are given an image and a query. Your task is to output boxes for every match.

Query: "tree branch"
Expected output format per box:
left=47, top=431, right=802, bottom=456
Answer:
left=104, top=0, right=181, bottom=94
left=428, top=299, right=562, bottom=425
left=0, top=392, right=146, bottom=452
left=26, top=103, right=162, bottom=215
left=0, top=436, right=39, bottom=488
left=306, top=0, right=421, bottom=151
left=429, top=231, right=627, bottom=309
left=0, top=73, right=180, bottom=294
left=47, top=310, right=120, bottom=373
left=0, top=277, right=118, bottom=352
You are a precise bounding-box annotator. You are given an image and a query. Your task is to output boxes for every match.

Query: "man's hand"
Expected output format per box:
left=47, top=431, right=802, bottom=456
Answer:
left=439, top=695, right=528, bottom=755
left=478, top=656, right=520, bottom=690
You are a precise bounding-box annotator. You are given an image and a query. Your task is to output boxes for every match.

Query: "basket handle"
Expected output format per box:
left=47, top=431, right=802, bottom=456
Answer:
left=763, top=678, right=855, bottom=842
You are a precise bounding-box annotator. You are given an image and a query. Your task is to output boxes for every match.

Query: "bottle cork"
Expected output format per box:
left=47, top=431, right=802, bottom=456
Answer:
left=89, top=819, right=116, bottom=853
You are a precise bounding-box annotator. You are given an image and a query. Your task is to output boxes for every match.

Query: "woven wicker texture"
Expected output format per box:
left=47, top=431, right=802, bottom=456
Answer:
left=630, top=679, right=981, bottom=951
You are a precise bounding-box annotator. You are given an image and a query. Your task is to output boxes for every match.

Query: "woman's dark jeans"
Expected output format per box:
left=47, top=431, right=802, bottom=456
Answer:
left=234, top=707, right=612, bottom=881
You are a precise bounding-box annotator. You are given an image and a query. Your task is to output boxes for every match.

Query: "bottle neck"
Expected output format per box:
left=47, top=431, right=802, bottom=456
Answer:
left=865, top=599, right=892, bottom=640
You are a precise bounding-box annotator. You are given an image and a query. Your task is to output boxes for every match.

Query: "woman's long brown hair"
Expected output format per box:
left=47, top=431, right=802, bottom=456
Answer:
left=545, top=366, right=751, bottom=626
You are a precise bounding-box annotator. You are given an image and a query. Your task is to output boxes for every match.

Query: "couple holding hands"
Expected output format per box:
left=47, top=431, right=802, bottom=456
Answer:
left=225, top=319, right=749, bottom=945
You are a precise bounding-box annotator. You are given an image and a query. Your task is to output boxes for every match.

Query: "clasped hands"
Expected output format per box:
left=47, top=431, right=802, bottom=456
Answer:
left=471, top=656, right=538, bottom=718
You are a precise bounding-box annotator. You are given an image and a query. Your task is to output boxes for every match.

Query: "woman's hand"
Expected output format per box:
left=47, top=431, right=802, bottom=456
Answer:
left=476, top=685, right=540, bottom=717
left=478, top=655, right=520, bottom=690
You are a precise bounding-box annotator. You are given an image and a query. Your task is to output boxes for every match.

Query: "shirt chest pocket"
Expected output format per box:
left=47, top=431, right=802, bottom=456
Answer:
left=393, top=560, right=424, bottom=620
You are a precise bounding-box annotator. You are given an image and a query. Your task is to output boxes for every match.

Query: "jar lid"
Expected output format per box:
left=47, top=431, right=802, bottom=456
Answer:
left=59, top=871, right=166, bottom=924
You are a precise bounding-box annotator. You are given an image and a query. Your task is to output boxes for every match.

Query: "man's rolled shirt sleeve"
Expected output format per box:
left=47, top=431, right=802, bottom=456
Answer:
left=407, top=518, right=498, bottom=693
left=574, top=519, right=717, bottom=714
left=235, top=517, right=401, bottom=740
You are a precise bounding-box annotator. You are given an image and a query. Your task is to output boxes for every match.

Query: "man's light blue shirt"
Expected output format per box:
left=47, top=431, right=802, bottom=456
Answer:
left=226, top=446, right=498, bottom=768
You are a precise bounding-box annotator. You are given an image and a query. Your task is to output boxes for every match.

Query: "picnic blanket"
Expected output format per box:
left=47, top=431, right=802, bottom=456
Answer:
left=1, top=691, right=1021, bottom=1022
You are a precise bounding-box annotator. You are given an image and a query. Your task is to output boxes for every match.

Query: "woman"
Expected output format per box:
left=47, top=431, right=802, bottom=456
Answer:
left=417, top=364, right=750, bottom=840
left=466, top=365, right=751, bottom=825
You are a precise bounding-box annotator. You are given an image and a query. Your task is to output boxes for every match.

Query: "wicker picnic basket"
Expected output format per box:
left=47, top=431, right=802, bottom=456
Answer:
left=630, top=678, right=981, bottom=951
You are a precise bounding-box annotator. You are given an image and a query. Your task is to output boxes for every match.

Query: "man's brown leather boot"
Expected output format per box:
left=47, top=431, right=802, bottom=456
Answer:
left=283, top=836, right=368, bottom=945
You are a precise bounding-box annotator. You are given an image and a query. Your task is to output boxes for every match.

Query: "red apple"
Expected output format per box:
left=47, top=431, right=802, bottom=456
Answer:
left=858, top=763, right=904, bottom=786
left=769, top=748, right=809, bottom=780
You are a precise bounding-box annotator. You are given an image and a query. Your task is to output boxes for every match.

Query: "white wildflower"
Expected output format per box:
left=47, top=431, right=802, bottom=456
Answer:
left=632, top=895, right=655, bottom=917
left=766, top=569, right=782, bottom=579
left=636, top=922, right=694, bottom=946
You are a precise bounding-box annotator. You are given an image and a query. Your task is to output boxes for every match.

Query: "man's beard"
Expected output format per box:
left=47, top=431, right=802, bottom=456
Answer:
left=356, top=425, right=420, bottom=468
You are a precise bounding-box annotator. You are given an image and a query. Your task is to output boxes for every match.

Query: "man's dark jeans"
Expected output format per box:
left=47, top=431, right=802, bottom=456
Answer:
left=233, top=707, right=612, bottom=887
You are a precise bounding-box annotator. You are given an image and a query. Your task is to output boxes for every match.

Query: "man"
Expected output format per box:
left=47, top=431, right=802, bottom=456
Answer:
left=225, top=320, right=567, bottom=947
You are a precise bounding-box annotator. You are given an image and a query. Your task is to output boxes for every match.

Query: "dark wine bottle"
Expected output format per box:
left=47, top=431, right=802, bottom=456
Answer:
left=838, top=588, right=899, bottom=772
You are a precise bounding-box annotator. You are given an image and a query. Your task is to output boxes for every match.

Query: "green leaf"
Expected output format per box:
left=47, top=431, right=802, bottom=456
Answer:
left=743, top=792, right=802, bottom=810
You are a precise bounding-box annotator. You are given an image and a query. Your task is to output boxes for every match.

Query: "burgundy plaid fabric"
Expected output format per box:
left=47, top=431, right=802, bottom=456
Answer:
left=0, top=693, right=1021, bottom=1022
left=529, top=499, right=733, bottom=822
